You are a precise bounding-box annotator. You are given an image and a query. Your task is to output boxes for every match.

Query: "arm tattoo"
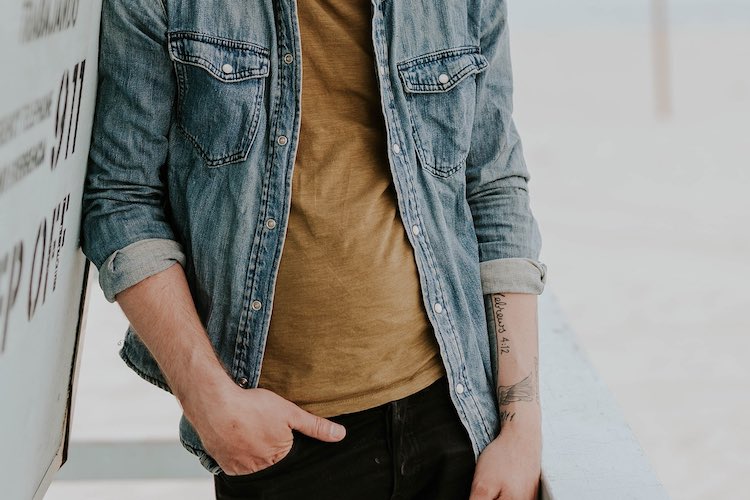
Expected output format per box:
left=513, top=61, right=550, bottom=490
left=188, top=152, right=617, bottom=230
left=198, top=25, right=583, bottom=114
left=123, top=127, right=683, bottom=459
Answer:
left=497, top=372, right=535, bottom=407
left=491, top=293, right=510, bottom=355
left=499, top=410, right=516, bottom=426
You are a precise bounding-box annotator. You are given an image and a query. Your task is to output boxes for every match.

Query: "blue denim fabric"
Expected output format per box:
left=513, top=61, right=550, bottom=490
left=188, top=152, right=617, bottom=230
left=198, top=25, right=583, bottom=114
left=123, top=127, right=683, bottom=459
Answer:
left=81, top=0, right=547, bottom=475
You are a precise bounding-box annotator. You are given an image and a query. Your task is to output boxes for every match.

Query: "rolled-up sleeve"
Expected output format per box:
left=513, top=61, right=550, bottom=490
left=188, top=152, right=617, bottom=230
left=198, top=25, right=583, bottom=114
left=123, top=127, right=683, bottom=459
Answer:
left=465, top=0, right=547, bottom=295
left=80, top=0, right=186, bottom=302
left=98, top=238, right=186, bottom=303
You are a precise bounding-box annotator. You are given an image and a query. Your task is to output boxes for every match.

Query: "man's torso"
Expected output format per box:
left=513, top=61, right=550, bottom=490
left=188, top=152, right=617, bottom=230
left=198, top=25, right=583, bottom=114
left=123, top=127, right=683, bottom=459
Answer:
left=257, top=0, right=446, bottom=417
left=97, top=0, right=509, bottom=474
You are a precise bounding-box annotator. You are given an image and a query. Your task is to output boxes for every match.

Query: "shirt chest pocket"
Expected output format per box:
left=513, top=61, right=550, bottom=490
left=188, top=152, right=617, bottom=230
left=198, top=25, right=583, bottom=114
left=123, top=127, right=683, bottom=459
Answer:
left=397, top=46, right=488, bottom=178
left=167, top=31, right=270, bottom=167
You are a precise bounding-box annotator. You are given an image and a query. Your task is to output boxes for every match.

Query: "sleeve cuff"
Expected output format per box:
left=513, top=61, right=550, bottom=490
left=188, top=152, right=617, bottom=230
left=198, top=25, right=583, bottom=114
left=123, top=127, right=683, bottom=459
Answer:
left=98, top=238, right=187, bottom=303
left=479, top=257, right=547, bottom=295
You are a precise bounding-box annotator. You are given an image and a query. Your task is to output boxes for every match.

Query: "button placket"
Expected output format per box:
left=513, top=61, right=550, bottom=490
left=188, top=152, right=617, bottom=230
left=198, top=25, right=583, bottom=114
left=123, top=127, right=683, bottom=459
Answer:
left=369, top=3, right=483, bottom=444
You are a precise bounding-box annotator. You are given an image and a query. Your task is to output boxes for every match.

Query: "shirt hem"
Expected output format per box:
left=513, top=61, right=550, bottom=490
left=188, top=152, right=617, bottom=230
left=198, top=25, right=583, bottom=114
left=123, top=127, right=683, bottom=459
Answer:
left=299, top=358, right=448, bottom=418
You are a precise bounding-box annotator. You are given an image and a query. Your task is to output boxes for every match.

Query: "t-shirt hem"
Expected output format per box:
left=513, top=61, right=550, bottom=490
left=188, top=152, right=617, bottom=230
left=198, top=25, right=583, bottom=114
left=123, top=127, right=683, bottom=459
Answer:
left=301, top=359, right=448, bottom=418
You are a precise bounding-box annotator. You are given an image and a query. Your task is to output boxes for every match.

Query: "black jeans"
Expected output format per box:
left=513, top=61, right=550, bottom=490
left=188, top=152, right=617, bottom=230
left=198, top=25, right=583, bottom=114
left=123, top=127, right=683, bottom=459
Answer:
left=213, top=375, right=476, bottom=499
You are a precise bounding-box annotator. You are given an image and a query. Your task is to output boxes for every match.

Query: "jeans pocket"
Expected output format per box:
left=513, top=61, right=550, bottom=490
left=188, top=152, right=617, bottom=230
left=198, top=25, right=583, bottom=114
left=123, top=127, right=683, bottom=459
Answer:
left=218, top=431, right=302, bottom=482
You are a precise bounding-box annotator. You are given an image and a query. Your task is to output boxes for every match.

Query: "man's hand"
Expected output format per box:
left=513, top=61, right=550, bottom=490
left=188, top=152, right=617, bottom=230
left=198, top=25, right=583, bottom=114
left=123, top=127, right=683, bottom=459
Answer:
left=186, top=381, right=347, bottom=476
left=113, top=263, right=346, bottom=476
left=469, top=419, right=541, bottom=499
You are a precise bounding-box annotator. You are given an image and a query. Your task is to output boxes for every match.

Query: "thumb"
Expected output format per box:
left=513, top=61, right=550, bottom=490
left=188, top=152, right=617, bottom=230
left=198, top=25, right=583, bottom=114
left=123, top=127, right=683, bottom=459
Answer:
left=290, top=406, right=346, bottom=442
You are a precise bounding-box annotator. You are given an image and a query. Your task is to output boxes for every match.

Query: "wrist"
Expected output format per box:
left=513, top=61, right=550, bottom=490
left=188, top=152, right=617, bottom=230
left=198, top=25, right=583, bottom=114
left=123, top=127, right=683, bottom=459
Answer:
left=496, top=410, right=542, bottom=456
left=498, top=402, right=541, bottom=433
left=171, top=351, right=237, bottom=421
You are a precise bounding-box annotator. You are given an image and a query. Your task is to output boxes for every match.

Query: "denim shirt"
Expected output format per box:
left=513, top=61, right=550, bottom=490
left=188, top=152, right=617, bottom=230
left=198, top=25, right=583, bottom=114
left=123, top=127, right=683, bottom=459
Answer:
left=81, top=0, right=547, bottom=475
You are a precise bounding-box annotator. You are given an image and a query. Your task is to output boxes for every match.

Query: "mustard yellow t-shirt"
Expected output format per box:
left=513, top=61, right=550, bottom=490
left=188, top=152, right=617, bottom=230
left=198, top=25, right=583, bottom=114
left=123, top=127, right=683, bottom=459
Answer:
left=257, top=0, right=446, bottom=417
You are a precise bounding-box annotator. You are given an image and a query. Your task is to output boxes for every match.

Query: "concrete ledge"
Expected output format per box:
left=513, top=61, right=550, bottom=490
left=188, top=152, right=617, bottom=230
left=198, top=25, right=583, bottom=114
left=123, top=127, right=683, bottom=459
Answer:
left=55, top=441, right=207, bottom=480
left=539, top=291, right=670, bottom=500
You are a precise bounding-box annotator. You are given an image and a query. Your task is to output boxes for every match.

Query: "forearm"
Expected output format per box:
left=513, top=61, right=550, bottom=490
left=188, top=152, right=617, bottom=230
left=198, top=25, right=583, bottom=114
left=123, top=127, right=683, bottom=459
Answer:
left=114, top=261, right=234, bottom=420
left=489, top=292, right=541, bottom=433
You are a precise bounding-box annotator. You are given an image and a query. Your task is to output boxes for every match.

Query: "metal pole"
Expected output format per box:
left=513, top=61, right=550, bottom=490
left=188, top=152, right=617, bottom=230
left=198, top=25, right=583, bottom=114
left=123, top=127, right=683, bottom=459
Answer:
left=651, top=0, right=672, bottom=117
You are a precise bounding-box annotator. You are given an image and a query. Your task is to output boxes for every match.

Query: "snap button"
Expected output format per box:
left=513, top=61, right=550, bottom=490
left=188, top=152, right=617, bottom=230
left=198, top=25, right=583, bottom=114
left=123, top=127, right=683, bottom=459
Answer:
left=411, top=225, right=420, bottom=236
left=237, top=377, right=249, bottom=388
left=455, top=383, right=465, bottom=394
left=283, top=53, right=294, bottom=64
left=266, top=218, right=277, bottom=229
left=221, top=63, right=233, bottom=74
left=277, top=135, right=288, bottom=145
left=251, top=300, right=262, bottom=310
left=392, top=143, right=400, bottom=154
left=433, top=302, right=443, bottom=314
left=438, top=73, right=449, bottom=84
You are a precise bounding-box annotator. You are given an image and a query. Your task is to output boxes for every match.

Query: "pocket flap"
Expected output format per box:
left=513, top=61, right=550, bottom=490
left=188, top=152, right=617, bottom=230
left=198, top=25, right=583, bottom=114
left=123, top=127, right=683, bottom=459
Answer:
left=397, top=46, right=488, bottom=93
left=167, top=31, right=270, bottom=82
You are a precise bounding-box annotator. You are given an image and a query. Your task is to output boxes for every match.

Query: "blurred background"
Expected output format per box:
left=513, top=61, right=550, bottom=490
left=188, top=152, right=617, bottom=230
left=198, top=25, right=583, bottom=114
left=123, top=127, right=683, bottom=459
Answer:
left=510, top=2, right=749, bottom=499
left=47, top=1, right=749, bottom=498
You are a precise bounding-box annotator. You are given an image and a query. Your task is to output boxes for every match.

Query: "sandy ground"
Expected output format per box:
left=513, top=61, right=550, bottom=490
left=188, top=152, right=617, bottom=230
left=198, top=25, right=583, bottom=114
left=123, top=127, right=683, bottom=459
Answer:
left=47, top=4, right=749, bottom=500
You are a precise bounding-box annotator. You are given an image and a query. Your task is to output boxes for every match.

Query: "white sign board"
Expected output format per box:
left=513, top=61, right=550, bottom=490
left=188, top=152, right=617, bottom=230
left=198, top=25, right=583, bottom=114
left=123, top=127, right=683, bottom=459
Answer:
left=0, top=1, right=101, bottom=498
